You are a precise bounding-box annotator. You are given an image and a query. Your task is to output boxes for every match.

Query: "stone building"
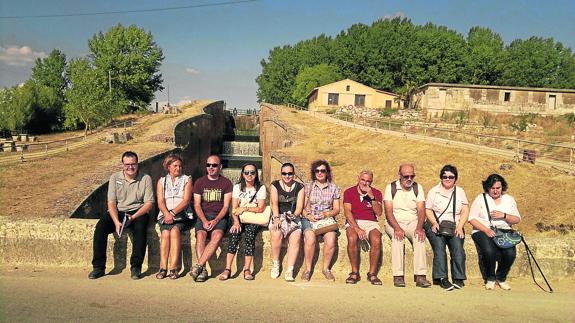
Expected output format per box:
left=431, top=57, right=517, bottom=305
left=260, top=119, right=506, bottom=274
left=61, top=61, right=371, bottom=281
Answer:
left=412, top=83, right=575, bottom=117
left=307, top=79, right=398, bottom=112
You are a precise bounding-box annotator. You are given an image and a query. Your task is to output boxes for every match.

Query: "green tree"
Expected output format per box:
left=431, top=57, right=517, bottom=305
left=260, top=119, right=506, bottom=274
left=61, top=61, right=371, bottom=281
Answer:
left=465, top=27, right=504, bottom=84
left=88, top=24, right=164, bottom=112
left=30, top=49, right=67, bottom=94
left=65, top=58, right=117, bottom=135
left=291, top=64, right=342, bottom=107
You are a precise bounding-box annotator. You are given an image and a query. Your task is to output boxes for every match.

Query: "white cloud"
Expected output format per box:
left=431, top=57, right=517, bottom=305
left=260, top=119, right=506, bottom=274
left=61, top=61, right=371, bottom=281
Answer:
left=0, top=45, right=47, bottom=66
left=381, top=11, right=406, bottom=21
left=185, top=67, right=200, bottom=75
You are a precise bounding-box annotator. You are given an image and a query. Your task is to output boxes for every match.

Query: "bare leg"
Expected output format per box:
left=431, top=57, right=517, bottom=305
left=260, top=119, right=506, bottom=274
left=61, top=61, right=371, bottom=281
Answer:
left=368, top=229, right=382, bottom=275
left=286, top=229, right=302, bottom=268
left=198, top=230, right=224, bottom=266
left=346, top=228, right=359, bottom=274
left=224, top=252, right=235, bottom=271
left=195, top=230, right=207, bottom=263
left=244, top=255, right=253, bottom=271
left=322, top=231, right=337, bottom=271
left=160, top=230, right=170, bottom=270
left=169, top=227, right=181, bottom=270
left=270, top=229, right=282, bottom=262
left=303, top=230, right=316, bottom=272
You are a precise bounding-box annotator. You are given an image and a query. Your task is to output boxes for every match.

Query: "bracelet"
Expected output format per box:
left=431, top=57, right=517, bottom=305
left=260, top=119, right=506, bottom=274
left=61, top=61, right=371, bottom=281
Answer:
left=169, top=210, right=176, bottom=216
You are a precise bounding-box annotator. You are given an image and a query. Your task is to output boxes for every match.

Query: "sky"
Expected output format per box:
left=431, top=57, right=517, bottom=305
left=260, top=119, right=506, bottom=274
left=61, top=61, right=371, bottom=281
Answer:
left=1, top=0, right=574, bottom=110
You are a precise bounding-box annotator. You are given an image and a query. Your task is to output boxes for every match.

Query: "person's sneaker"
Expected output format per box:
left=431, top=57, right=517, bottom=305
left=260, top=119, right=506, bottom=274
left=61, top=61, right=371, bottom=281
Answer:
left=196, top=267, right=209, bottom=282
left=88, top=268, right=105, bottom=280
left=301, top=270, right=311, bottom=282
left=415, top=275, right=431, bottom=288
left=393, top=276, right=406, bottom=287
left=284, top=268, right=295, bottom=282
left=322, top=269, right=335, bottom=281
left=452, top=279, right=465, bottom=289
left=130, top=267, right=141, bottom=280
left=497, top=281, right=511, bottom=290
left=439, top=278, right=454, bottom=291
left=485, top=281, right=496, bottom=290
left=190, top=264, right=203, bottom=281
left=270, top=261, right=280, bottom=279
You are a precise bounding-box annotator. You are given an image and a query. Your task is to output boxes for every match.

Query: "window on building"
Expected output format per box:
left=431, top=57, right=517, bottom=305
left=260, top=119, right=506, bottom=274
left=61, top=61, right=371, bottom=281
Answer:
left=355, top=94, right=366, bottom=107
left=328, top=93, right=339, bottom=105
left=385, top=100, right=392, bottom=108
left=346, top=85, right=350, bottom=91
left=504, top=92, right=511, bottom=102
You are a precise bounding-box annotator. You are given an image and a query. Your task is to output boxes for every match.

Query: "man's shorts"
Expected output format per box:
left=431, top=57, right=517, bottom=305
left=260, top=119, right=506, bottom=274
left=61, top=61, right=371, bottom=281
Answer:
left=345, top=219, right=382, bottom=236
left=195, top=213, right=227, bottom=233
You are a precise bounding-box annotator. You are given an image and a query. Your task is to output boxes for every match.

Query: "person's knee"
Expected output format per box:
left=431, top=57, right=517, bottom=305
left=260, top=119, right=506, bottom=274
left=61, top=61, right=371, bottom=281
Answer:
left=370, top=233, right=382, bottom=249
left=161, top=230, right=170, bottom=240
left=196, top=231, right=207, bottom=243
left=347, top=229, right=359, bottom=246
left=211, top=230, right=224, bottom=242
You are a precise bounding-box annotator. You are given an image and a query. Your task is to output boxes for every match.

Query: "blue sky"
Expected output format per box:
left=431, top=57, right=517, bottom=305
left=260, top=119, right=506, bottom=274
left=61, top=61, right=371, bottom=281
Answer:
left=1, top=0, right=574, bottom=109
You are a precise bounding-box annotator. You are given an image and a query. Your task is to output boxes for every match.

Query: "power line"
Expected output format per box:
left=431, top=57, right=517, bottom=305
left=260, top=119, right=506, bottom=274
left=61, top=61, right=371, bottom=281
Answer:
left=0, top=0, right=259, bottom=19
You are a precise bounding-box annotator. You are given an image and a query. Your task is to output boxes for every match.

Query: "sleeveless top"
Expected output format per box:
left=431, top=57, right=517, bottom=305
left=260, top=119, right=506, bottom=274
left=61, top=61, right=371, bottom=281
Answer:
left=157, top=174, right=190, bottom=220
left=272, top=180, right=303, bottom=214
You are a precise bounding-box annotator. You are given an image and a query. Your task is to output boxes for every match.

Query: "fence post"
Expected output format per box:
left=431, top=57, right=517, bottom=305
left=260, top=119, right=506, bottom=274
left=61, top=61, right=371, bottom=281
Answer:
left=20, top=149, right=24, bottom=162
left=66, top=140, right=69, bottom=152
left=45, top=144, right=48, bottom=156
left=570, top=148, right=573, bottom=167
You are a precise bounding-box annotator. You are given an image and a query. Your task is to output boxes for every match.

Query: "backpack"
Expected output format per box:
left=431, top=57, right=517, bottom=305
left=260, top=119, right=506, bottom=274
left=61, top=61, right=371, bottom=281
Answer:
left=390, top=181, right=419, bottom=199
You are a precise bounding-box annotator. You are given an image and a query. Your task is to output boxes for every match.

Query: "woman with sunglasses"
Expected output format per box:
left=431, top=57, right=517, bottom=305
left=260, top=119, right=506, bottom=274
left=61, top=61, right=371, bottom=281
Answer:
left=219, top=163, right=266, bottom=281
left=424, top=165, right=469, bottom=290
left=269, top=163, right=305, bottom=281
left=468, top=173, right=521, bottom=290
left=301, top=160, right=341, bottom=282
left=156, top=153, right=193, bottom=279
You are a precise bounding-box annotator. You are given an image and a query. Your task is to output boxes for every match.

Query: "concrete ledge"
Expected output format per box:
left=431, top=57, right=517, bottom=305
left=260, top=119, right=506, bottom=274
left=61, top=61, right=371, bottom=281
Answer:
left=1, top=217, right=573, bottom=279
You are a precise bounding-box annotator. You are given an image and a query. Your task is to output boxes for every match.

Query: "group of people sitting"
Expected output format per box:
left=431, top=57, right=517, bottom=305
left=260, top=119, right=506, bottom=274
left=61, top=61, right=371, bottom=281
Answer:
left=88, top=151, right=522, bottom=291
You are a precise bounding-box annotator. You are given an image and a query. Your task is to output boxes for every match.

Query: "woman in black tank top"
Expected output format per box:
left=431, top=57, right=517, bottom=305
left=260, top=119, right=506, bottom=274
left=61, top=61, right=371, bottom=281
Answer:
left=269, top=163, right=305, bottom=281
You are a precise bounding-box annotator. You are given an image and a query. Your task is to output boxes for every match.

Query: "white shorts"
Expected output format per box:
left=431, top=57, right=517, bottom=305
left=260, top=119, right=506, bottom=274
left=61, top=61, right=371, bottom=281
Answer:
left=345, top=219, right=382, bottom=235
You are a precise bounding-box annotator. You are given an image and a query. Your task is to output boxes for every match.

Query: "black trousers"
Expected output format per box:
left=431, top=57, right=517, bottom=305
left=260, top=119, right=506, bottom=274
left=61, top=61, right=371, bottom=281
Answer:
left=471, top=231, right=516, bottom=282
left=92, top=210, right=149, bottom=270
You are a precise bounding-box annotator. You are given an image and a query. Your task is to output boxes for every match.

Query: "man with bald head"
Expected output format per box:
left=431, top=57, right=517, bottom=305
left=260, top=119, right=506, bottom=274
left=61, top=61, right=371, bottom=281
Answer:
left=383, top=163, right=431, bottom=288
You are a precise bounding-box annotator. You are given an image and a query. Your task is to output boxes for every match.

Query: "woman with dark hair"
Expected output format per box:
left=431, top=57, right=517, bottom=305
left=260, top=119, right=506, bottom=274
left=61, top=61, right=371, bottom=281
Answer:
left=269, top=162, right=305, bottom=281
left=218, top=163, right=266, bottom=281
left=468, top=173, right=521, bottom=290
left=424, top=164, right=469, bottom=290
left=156, top=153, right=193, bottom=279
left=300, top=160, right=341, bottom=281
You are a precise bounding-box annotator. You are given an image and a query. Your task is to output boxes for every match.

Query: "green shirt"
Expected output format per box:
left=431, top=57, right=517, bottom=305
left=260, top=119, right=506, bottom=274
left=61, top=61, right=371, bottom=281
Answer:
left=107, top=170, right=154, bottom=212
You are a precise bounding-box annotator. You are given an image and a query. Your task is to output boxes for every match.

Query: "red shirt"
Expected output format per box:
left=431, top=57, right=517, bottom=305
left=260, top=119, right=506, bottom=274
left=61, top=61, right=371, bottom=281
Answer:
left=343, top=186, right=383, bottom=221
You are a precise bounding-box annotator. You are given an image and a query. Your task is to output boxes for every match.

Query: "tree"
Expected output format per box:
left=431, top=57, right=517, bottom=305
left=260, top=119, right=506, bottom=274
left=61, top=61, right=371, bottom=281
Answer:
left=291, top=64, right=342, bottom=107
left=30, top=49, right=67, bottom=95
left=465, top=27, right=504, bottom=85
left=88, top=24, right=164, bottom=112
left=65, top=58, right=117, bottom=135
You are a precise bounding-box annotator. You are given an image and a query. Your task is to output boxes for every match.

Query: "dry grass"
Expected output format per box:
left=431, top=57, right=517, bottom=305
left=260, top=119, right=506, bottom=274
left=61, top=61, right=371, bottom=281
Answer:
left=0, top=101, right=212, bottom=218
left=274, top=108, right=575, bottom=236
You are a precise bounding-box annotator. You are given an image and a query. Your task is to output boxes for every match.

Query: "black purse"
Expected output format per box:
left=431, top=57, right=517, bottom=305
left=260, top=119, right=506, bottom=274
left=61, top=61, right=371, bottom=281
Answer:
left=482, top=193, right=521, bottom=248
left=433, top=187, right=457, bottom=238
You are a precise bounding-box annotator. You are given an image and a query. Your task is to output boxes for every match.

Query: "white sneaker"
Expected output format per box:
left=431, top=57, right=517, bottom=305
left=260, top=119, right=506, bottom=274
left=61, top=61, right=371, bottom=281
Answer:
left=284, top=268, right=294, bottom=282
left=485, top=281, right=496, bottom=290
left=498, top=281, right=511, bottom=290
left=270, top=261, right=280, bottom=279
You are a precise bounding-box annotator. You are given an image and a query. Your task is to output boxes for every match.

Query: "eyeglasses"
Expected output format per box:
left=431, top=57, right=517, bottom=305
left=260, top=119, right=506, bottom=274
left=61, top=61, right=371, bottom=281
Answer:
left=441, top=175, right=456, bottom=180
left=206, top=163, right=219, bottom=168
left=243, top=170, right=256, bottom=176
left=281, top=172, right=294, bottom=176
left=123, top=163, right=138, bottom=168
left=314, top=169, right=327, bottom=174
left=400, top=174, right=416, bottom=180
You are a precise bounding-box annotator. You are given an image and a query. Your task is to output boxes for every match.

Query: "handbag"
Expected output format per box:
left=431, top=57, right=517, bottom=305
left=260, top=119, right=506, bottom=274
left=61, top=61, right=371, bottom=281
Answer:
left=483, top=193, right=521, bottom=248
left=434, top=187, right=457, bottom=238
left=238, top=188, right=271, bottom=226
left=279, top=212, right=300, bottom=237
left=311, top=217, right=339, bottom=235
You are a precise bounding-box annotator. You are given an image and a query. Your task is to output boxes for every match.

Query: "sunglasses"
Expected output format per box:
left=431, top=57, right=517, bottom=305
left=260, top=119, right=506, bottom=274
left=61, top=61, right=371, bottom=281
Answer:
left=314, top=169, right=327, bottom=174
left=206, top=163, right=219, bottom=168
left=401, top=174, right=416, bottom=180
left=123, top=163, right=138, bottom=168
left=441, top=175, right=456, bottom=180
left=243, top=170, right=256, bottom=176
left=281, top=172, right=294, bottom=176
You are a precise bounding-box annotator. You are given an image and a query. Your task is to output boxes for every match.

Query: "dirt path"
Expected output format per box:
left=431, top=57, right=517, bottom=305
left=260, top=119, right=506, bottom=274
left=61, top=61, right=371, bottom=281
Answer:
left=0, top=266, right=572, bottom=322
left=0, top=101, right=211, bottom=218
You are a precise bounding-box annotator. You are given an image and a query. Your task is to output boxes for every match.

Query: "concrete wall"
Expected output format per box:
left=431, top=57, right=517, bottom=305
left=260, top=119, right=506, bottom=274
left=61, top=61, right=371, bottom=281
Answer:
left=72, top=101, right=226, bottom=219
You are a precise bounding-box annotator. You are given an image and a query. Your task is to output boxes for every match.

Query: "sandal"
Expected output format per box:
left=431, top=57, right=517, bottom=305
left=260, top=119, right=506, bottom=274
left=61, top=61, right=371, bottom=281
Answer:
left=156, top=268, right=167, bottom=279
left=367, top=272, right=382, bottom=286
left=219, top=268, right=232, bottom=281
left=243, top=269, right=254, bottom=281
left=346, top=272, right=360, bottom=284
left=168, top=269, right=179, bottom=280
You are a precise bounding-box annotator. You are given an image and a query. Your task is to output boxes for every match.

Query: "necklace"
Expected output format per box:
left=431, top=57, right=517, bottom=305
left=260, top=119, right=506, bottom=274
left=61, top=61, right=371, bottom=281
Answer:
left=280, top=181, right=294, bottom=193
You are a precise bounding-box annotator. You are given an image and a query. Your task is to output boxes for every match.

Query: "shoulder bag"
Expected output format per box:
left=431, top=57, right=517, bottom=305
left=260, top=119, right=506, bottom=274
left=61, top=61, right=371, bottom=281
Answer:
left=239, top=187, right=271, bottom=226
left=305, top=182, right=338, bottom=235
left=482, top=193, right=521, bottom=248
left=434, top=187, right=456, bottom=238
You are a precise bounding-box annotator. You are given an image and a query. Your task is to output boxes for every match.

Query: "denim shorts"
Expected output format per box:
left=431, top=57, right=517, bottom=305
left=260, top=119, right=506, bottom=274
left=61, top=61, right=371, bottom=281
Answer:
left=195, top=213, right=228, bottom=232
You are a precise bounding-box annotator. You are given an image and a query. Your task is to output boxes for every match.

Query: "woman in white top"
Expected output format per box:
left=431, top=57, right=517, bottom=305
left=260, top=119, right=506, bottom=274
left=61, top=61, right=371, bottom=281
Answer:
left=156, top=153, right=192, bottom=279
left=425, top=165, right=469, bottom=291
left=468, top=173, right=521, bottom=290
left=218, top=163, right=266, bottom=281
